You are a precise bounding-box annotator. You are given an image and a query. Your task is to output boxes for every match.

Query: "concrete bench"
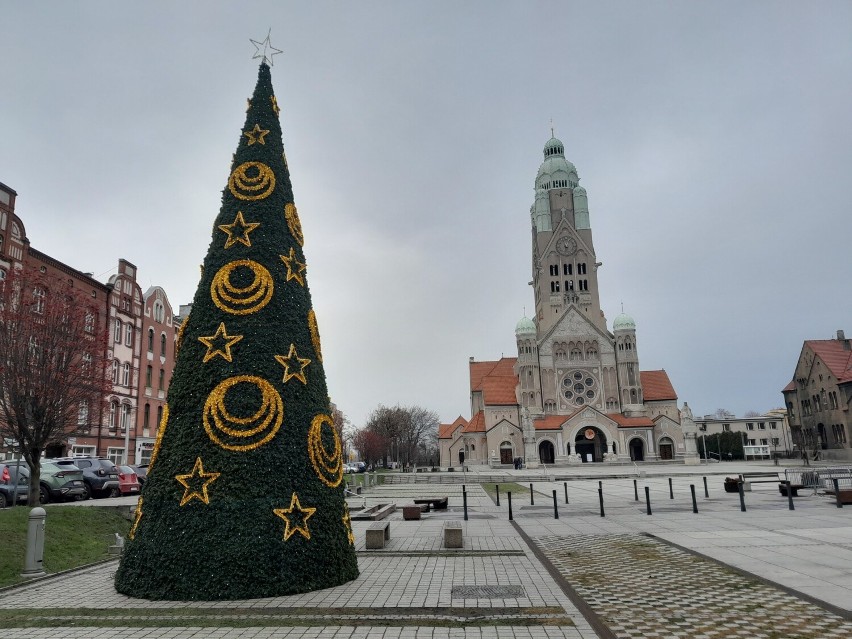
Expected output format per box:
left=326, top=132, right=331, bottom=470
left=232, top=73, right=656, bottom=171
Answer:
left=443, top=520, right=463, bottom=549
left=402, top=503, right=428, bottom=520
left=365, top=520, right=390, bottom=549
left=414, top=497, right=448, bottom=511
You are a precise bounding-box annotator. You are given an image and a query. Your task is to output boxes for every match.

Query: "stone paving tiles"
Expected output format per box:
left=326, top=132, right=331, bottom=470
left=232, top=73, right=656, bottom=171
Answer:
left=533, top=532, right=852, bottom=639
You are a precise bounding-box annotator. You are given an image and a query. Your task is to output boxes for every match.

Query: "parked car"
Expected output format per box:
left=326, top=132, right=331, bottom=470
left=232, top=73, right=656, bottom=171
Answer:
left=355, top=462, right=367, bottom=473
left=39, top=461, right=87, bottom=504
left=129, top=464, right=148, bottom=487
left=49, top=457, right=119, bottom=499
left=0, top=461, right=30, bottom=508
left=117, top=466, right=141, bottom=495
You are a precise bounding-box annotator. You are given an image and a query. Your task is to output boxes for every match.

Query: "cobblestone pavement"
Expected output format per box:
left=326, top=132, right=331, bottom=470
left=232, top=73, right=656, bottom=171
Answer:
left=0, top=517, right=598, bottom=639
left=533, top=533, right=852, bottom=639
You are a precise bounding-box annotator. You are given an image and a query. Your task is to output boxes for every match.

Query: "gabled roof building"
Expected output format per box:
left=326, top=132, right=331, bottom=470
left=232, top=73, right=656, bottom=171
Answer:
left=781, top=330, right=851, bottom=461
left=439, top=137, right=695, bottom=467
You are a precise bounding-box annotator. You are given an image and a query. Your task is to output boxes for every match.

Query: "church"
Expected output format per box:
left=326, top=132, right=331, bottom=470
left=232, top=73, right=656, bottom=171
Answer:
left=439, top=136, right=696, bottom=467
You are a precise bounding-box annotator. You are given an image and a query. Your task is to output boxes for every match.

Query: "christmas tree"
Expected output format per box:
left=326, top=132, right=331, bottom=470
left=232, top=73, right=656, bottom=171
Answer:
left=115, top=60, right=359, bottom=600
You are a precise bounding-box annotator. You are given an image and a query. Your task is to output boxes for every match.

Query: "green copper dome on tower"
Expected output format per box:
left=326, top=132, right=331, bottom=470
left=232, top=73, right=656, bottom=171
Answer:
left=536, top=136, right=578, bottom=190
left=515, top=316, right=536, bottom=336
left=613, top=312, right=636, bottom=331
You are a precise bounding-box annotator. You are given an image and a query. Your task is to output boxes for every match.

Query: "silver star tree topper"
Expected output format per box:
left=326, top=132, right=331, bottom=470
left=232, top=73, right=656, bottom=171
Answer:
left=250, top=29, right=282, bottom=66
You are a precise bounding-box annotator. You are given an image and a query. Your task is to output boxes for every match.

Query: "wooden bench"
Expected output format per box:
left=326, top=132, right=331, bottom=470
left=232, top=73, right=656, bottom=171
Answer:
left=365, top=520, right=390, bottom=549
left=779, top=483, right=804, bottom=497
left=738, top=473, right=780, bottom=491
left=443, top=520, right=463, bottom=549
left=402, top=503, right=428, bottom=520
left=414, top=497, right=448, bottom=511
left=838, top=489, right=852, bottom=505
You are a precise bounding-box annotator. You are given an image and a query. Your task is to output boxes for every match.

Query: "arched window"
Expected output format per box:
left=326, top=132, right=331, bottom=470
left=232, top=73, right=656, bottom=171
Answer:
left=144, top=403, right=150, bottom=429
left=32, top=287, right=45, bottom=314
left=125, top=323, right=133, bottom=346
left=160, top=333, right=167, bottom=355
left=146, top=365, right=152, bottom=388
left=77, top=401, right=89, bottom=426
left=122, top=362, right=130, bottom=386
left=121, top=403, right=132, bottom=430
left=154, top=302, right=164, bottom=323
left=148, top=328, right=154, bottom=352
left=114, top=319, right=122, bottom=343
left=156, top=405, right=163, bottom=429
left=109, top=400, right=119, bottom=428
left=112, top=360, right=120, bottom=384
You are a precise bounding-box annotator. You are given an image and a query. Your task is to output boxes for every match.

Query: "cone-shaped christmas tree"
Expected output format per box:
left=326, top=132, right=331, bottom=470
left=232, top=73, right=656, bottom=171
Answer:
left=115, top=62, right=359, bottom=600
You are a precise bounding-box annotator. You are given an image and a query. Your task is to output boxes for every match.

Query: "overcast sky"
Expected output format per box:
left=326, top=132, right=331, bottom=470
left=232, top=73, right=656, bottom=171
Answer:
left=2, top=2, right=850, bottom=427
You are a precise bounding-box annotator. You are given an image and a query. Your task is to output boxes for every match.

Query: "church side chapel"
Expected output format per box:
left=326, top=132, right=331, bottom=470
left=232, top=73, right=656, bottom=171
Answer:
left=440, top=136, right=698, bottom=467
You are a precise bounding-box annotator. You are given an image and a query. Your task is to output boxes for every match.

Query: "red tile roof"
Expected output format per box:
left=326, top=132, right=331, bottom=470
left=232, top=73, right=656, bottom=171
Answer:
left=470, top=357, right=519, bottom=405
left=609, top=414, right=655, bottom=428
left=438, top=416, right=466, bottom=439
left=533, top=414, right=569, bottom=430
left=462, top=411, right=486, bottom=433
left=640, top=370, right=677, bottom=401
left=807, top=339, right=852, bottom=383
left=782, top=380, right=796, bottom=393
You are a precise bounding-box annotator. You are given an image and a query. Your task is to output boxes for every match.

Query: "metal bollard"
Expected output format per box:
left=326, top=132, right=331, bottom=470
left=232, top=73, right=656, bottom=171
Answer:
left=634, top=479, right=639, bottom=501
left=564, top=481, right=569, bottom=504
left=508, top=491, right=513, bottom=521
left=22, top=507, right=47, bottom=579
left=786, top=480, right=795, bottom=511
left=645, top=486, right=652, bottom=515
left=703, top=476, right=709, bottom=499
left=530, top=484, right=534, bottom=505
left=598, top=487, right=605, bottom=517
left=834, top=479, right=843, bottom=508
left=738, top=481, right=747, bottom=512
left=690, top=484, right=698, bottom=513
left=495, top=484, right=500, bottom=506
left=552, top=490, right=559, bottom=519
left=463, top=490, right=468, bottom=521
left=669, top=477, right=674, bottom=499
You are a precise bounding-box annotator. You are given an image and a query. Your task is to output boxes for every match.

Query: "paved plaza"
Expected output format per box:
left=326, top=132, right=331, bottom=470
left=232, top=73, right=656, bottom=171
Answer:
left=2, top=462, right=851, bottom=638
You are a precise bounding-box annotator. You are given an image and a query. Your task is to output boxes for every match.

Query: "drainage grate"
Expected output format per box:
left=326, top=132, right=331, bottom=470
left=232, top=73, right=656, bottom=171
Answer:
left=451, top=585, right=526, bottom=598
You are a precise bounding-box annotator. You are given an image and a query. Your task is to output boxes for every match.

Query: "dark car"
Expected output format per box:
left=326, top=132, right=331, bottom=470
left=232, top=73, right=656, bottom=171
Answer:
left=49, top=457, right=119, bottom=499
left=0, top=461, right=30, bottom=508
left=39, top=461, right=87, bottom=503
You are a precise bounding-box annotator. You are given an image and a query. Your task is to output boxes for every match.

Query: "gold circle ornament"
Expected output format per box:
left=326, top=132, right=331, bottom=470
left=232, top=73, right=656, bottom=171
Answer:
left=307, top=414, right=343, bottom=487
left=228, top=161, right=276, bottom=201
left=284, top=202, right=304, bottom=246
left=308, top=309, right=323, bottom=363
left=584, top=428, right=596, bottom=440
left=203, top=375, right=284, bottom=451
left=211, top=260, right=274, bottom=315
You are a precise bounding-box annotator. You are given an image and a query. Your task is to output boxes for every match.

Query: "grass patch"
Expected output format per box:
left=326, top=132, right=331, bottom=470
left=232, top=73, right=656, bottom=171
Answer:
left=0, top=506, right=130, bottom=588
left=481, top=482, right=530, bottom=498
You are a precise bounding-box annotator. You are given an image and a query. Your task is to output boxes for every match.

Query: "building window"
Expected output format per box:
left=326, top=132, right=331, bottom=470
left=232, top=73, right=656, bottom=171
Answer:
left=723, top=423, right=731, bottom=432
left=125, top=323, right=133, bottom=346
left=550, top=281, right=560, bottom=293
left=549, top=265, right=558, bottom=276
left=758, top=422, right=766, bottom=429
left=760, top=439, right=768, bottom=445
left=156, top=405, right=163, bottom=429
left=112, top=360, right=120, bottom=384
left=747, top=439, right=756, bottom=446
left=82, top=352, right=92, bottom=375
left=121, top=404, right=132, bottom=431
left=160, top=333, right=167, bottom=356
left=109, top=400, right=119, bottom=429
left=578, top=263, right=587, bottom=275
left=148, top=328, right=154, bottom=352
left=770, top=422, right=777, bottom=429
left=146, top=365, right=152, bottom=388
left=144, top=403, right=150, bottom=429
left=77, top=401, right=89, bottom=426
left=84, top=311, right=95, bottom=333
left=32, top=287, right=45, bottom=314
left=122, top=362, right=130, bottom=386
left=114, top=319, right=122, bottom=343
left=154, top=301, right=164, bottom=323
left=747, top=423, right=754, bottom=430
left=107, top=447, right=124, bottom=465
left=564, top=263, right=572, bottom=275
left=158, top=368, right=165, bottom=391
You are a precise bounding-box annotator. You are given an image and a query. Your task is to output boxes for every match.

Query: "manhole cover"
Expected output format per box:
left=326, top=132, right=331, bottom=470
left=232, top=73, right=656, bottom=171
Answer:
left=451, top=585, right=525, bottom=598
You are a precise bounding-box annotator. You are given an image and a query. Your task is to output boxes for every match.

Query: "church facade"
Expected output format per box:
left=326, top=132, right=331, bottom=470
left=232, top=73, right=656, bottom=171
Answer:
left=439, top=137, right=697, bottom=467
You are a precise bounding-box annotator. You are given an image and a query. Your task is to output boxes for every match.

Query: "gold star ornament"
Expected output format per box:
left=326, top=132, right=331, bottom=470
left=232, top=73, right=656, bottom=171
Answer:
left=243, top=123, right=270, bottom=146
left=175, top=457, right=221, bottom=507
left=342, top=507, right=355, bottom=545
left=198, top=322, right=244, bottom=363
left=274, top=493, right=316, bottom=541
left=280, top=247, right=306, bottom=286
left=275, top=343, right=311, bottom=385
left=218, top=211, right=260, bottom=249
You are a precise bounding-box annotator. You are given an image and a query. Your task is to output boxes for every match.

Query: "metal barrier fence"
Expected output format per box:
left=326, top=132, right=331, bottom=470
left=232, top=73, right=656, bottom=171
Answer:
left=785, top=467, right=852, bottom=492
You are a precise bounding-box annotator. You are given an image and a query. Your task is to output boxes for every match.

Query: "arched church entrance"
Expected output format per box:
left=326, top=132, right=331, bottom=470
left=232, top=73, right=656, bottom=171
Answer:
left=629, top=438, right=645, bottom=462
left=659, top=437, right=674, bottom=460
left=538, top=440, right=555, bottom=464
left=499, top=441, right=514, bottom=465
left=575, top=427, right=607, bottom=463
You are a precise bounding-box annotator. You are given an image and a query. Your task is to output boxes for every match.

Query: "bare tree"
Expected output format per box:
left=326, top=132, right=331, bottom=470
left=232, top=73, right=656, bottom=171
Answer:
left=363, top=404, right=439, bottom=467
left=0, top=267, right=110, bottom=503
left=714, top=408, right=735, bottom=419
left=352, top=428, right=386, bottom=467
left=743, top=410, right=761, bottom=418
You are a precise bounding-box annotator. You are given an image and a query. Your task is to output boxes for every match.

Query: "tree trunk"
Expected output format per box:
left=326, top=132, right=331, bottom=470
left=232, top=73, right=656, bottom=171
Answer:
left=25, top=447, right=42, bottom=505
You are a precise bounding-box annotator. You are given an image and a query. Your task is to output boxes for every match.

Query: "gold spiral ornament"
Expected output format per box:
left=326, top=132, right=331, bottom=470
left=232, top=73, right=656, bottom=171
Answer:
left=308, top=309, right=323, bottom=363
left=203, top=375, right=284, bottom=451
left=228, top=161, right=276, bottom=201
left=307, top=414, right=343, bottom=487
left=285, top=202, right=304, bottom=246
left=211, top=260, right=274, bottom=315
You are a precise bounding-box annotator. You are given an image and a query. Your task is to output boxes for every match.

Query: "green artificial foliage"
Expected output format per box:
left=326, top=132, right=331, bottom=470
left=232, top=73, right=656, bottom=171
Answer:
left=115, top=63, right=359, bottom=600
